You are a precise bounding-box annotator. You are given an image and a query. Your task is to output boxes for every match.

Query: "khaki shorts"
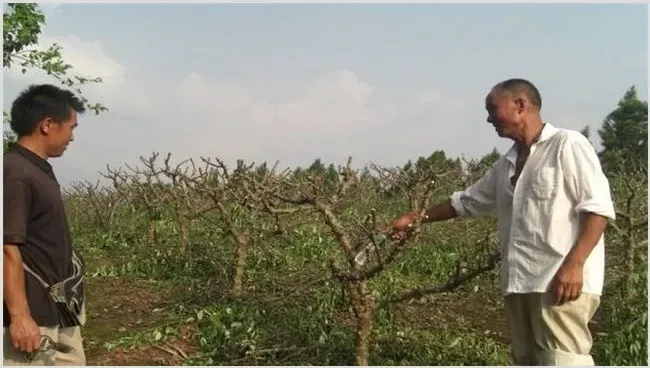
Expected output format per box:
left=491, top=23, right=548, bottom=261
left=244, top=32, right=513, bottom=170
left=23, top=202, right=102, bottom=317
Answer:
left=504, top=292, right=600, bottom=366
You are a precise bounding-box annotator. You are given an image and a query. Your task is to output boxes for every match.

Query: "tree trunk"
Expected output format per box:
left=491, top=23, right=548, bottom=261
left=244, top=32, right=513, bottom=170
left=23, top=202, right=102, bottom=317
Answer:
left=409, top=195, right=417, bottom=213
left=346, top=280, right=376, bottom=366
left=273, top=212, right=285, bottom=235
left=178, top=216, right=188, bottom=253
left=147, top=219, right=156, bottom=246
left=625, top=225, right=636, bottom=299
left=231, top=232, right=251, bottom=296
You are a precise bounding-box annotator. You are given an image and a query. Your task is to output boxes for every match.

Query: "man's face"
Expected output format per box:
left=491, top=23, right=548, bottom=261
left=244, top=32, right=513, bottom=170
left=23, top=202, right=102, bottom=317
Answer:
left=485, top=90, right=525, bottom=139
left=41, top=110, right=78, bottom=158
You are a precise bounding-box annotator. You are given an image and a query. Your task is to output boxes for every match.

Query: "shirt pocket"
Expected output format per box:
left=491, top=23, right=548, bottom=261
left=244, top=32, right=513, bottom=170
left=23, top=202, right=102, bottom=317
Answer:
left=530, top=167, right=558, bottom=200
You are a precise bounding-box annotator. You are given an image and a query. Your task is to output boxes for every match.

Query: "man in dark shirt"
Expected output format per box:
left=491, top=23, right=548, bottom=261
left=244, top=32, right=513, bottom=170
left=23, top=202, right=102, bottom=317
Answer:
left=3, top=84, right=87, bottom=365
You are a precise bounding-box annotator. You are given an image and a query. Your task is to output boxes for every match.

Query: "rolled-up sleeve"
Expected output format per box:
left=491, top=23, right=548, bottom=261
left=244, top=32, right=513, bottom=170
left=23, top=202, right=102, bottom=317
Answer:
left=560, top=133, right=616, bottom=220
left=450, top=164, right=499, bottom=218
left=4, top=179, right=31, bottom=245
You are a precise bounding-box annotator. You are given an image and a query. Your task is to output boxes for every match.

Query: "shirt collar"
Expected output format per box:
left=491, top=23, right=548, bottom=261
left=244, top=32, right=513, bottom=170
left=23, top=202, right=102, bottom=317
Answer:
left=504, top=123, right=559, bottom=164
left=7, top=142, right=53, bottom=174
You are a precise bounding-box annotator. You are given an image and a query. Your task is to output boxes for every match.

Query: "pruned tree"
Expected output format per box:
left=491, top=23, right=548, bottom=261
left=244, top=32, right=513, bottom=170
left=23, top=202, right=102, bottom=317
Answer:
left=102, top=157, right=176, bottom=247
left=134, top=152, right=221, bottom=253
left=605, top=155, right=648, bottom=298
left=245, top=156, right=498, bottom=366
left=65, top=180, right=127, bottom=232
left=249, top=157, right=384, bottom=365
left=157, top=155, right=291, bottom=296
left=371, top=162, right=458, bottom=216
left=370, top=159, right=501, bottom=305
left=237, top=161, right=303, bottom=236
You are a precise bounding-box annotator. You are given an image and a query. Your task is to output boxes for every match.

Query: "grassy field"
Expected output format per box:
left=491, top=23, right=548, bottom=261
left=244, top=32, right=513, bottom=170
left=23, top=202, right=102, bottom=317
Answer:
left=63, top=152, right=647, bottom=366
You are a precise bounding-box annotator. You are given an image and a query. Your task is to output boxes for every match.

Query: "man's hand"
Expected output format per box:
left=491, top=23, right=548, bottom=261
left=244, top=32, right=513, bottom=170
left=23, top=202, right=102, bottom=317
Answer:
left=386, top=201, right=458, bottom=240
left=9, top=313, right=41, bottom=353
left=551, top=259, right=584, bottom=305
left=4, top=244, right=40, bottom=353
left=388, top=211, right=420, bottom=240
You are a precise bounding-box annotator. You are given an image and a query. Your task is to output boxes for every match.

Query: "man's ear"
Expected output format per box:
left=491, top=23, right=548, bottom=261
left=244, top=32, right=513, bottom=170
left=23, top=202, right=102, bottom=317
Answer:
left=514, top=97, right=526, bottom=114
left=38, top=117, right=56, bottom=136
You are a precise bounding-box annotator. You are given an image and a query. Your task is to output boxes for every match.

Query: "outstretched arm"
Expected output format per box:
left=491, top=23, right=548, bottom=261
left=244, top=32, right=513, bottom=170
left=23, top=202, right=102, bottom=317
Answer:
left=391, top=162, right=501, bottom=234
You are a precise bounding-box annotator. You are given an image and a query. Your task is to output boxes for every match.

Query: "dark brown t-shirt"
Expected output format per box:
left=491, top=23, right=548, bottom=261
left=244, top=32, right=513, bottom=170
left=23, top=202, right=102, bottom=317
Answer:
left=3, top=143, right=81, bottom=327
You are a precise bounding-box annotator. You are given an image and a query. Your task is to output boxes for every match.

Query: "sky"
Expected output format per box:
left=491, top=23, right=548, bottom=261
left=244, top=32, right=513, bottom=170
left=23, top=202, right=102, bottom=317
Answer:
left=2, top=2, right=648, bottom=187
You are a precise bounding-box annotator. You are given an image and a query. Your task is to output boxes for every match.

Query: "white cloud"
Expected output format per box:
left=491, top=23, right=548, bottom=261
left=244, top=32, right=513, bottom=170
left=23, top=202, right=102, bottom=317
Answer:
left=173, top=69, right=382, bottom=137
left=305, top=69, right=373, bottom=105
left=42, top=35, right=126, bottom=86
left=3, top=34, right=484, bottom=186
left=38, top=3, right=62, bottom=17
left=173, top=69, right=463, bottom=135
left=163, top=69, right=474, bottom=172
left=4, top=35, right=125, bottom=85
left=547, top=113, right=587, bottom=131
left=3, top=33, right=161, bottom=118
left=176, top=72, right=254, bottom=112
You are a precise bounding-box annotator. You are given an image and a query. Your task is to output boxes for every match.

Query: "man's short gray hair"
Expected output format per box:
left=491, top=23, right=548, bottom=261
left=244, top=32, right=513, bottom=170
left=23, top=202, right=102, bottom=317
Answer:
left=493, top=78, right=542, bottom=110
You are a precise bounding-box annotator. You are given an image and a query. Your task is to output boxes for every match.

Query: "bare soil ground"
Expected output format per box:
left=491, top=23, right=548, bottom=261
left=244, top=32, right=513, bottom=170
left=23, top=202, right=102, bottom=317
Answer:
left=81, top=277, right=518, bottom=365
left=395, top=288, right=511, bottom=343
left=82, top=276, right=199, bottom=366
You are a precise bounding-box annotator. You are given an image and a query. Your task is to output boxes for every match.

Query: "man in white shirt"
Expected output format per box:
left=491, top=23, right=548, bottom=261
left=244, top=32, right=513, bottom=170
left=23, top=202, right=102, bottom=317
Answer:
left=390, top=78, right=615, bottom=366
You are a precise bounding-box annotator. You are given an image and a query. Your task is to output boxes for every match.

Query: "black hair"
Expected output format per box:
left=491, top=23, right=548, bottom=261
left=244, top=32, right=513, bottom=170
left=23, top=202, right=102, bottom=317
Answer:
left=9, top=84, right=85, bottom=137
left=493, top=78, right=542, bottom=110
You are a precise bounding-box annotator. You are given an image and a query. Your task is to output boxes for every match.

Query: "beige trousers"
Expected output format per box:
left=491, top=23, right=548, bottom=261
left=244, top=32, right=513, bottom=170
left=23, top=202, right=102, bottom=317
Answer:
left=3, top=304, right=86, bottom=366
left=504, top=292, right=600, bottom=366
left=2, top=325, right=85, bottom=366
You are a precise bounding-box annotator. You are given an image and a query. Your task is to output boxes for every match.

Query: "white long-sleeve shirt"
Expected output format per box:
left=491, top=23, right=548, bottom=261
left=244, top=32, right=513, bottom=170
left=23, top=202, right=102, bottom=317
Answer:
left=450, top=123, right=616, bottom=296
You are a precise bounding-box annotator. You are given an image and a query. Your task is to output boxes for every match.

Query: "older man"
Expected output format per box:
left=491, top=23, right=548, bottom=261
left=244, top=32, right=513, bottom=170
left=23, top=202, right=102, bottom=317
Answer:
left=391, top=78, right=615, bottom=366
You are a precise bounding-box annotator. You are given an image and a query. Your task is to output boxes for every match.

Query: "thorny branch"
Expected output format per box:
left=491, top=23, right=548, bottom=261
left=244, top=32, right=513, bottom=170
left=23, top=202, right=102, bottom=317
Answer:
left=254, top=157, right=362, bottom=261
left=372, top=161, right=461, bottom=211
left=332, top=214, right=426, bottom=281
left=101, top=153, right=175, bottom=218
left=67, top=180, right=125, bottom=230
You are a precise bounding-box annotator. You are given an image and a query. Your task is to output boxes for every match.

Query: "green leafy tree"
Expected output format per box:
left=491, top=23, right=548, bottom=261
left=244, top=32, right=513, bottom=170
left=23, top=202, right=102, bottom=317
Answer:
left=478, top=147, right=500, bottom=167
left=414, top=150, right=462, bottom=173
left=579, top=125, right=595, bottom=147
left=3, top=3, right=107, bottom=152
left=465, top=147, right=501, bottom=183
left=597, top=86, right=648, bottom=173
left=307, top=158, right=327, bottom=175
